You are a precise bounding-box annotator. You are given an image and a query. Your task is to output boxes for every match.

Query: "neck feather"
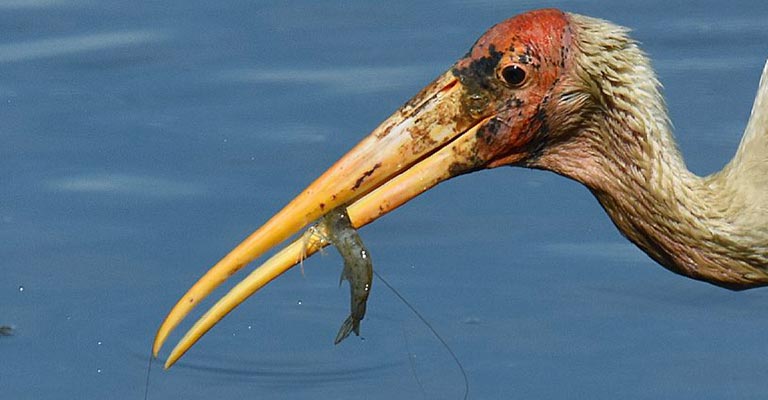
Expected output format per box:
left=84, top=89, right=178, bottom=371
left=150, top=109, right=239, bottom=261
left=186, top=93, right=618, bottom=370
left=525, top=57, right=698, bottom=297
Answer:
left=532, top=14, right=768, bottom=289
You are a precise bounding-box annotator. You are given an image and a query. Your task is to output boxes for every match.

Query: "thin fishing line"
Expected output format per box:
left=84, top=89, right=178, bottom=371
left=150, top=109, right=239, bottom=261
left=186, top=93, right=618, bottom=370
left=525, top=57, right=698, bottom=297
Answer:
left=402, top=326, right=428, bottom=400
left=373, top=269, right=469, bottom=400
left=143, top=351, right=153, bottom=400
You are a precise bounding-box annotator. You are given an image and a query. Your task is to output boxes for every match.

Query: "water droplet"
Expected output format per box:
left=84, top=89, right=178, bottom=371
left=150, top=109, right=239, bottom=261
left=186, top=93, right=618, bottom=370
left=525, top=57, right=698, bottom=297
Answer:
left=247, top=325, right=252, bottom=330
left=18, top=286, right=24, bottom=292
left=97, top=341, right=102, bottom=346
left=297, top=300, right=303, bottom=305
left=65, top=315, right=71, bottom=321
left=97, top=368, right=102, bottom=374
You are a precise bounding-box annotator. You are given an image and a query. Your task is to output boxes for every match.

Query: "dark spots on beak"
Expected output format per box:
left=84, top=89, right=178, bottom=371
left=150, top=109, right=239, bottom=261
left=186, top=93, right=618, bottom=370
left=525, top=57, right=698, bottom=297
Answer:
left=448, top=162, right=467, bottom=177
left=228, top=264, right=243, bottom=277
left=466, top=93, right=489, bottom=117
left=378, top=203, right=386, bottom=213
left=452, top=44, right=504, bottom=92
left=448, top=159, right=482, bottom=177
left=353, top=162, right=382, bottom=191
left=452, top=46, right=504, bottom=120
left=401, top=77, right=444, bottom=116
left=319, top=203, right=326, bottom=211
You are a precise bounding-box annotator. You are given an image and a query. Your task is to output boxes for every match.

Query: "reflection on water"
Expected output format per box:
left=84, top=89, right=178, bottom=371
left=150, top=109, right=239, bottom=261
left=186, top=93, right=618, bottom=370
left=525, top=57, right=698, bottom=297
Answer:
left=0, top=0, right=72, bottom=9
left=0, top=30, right=167, bottom=63
left=175, top=357, right=401, bottom=385
left=217, top=65, right=440, bottom=94
left=47, top=173, right=205, bottom=198
left=3, top=1, right=768, bottom=399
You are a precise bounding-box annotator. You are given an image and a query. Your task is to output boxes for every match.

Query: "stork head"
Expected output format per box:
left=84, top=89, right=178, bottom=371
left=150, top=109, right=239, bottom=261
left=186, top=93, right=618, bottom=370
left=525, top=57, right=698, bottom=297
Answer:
left=449, top=8, right=582, bottom=168
left=153, top=9, right=649, bottom=367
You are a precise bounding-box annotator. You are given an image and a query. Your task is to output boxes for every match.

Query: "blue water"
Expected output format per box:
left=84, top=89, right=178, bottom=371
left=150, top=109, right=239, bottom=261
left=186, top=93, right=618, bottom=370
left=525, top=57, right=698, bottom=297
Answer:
left=2, top=1, right=768, bottom=399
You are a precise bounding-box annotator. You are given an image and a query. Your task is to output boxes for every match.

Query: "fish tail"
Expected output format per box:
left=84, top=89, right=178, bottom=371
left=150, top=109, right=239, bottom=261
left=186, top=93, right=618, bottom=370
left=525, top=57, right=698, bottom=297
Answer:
left=334, top=315, right=360, bottom=344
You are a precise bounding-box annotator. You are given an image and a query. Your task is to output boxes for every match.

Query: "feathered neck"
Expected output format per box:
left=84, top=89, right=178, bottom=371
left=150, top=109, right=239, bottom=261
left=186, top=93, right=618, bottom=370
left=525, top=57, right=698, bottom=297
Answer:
left=533, top=14, right=768, bottom=289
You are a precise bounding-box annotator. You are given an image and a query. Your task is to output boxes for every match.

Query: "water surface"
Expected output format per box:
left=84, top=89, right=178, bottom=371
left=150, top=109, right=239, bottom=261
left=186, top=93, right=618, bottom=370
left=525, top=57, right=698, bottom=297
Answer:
left=2, top=1, right=768, bottom=399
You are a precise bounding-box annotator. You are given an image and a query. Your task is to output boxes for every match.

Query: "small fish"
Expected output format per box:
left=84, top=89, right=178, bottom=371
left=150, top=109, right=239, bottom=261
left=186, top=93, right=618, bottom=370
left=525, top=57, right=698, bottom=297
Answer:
left=320, top=207, right=373, bottom=344
left=0, top=325, right=13, bottom=336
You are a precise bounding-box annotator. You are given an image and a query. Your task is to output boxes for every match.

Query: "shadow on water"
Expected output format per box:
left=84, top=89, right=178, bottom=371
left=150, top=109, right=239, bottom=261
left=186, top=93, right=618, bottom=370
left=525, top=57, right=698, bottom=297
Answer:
left=172, top=358, right=401, bottom=385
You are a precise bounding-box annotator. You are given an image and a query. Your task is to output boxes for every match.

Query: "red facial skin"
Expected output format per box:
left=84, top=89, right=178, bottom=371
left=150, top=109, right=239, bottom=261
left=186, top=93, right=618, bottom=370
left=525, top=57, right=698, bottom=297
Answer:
left=451, top=9, right=576, bottom=169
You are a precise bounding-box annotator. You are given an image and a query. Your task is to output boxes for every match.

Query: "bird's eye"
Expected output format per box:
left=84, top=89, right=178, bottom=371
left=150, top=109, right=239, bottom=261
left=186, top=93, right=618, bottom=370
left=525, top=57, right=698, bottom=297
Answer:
left=500, top=65, right=527, bottom=87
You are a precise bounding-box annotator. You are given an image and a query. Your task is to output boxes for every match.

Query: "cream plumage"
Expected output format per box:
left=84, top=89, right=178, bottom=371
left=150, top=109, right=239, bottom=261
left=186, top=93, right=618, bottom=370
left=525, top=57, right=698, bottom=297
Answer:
left=536, top=13, right=768, bottom=288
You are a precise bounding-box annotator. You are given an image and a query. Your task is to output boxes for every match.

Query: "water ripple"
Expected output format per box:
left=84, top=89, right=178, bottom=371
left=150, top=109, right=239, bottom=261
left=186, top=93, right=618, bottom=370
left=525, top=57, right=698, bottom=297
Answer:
left=174, top=358, right=401, bottom=386
left=216, top=65, right=439, bottom=94
left=0, top=0, right=75, bottom=8
left=0, top=30, right=167, bottom=63
left=46, top=173, right=205, bottom=198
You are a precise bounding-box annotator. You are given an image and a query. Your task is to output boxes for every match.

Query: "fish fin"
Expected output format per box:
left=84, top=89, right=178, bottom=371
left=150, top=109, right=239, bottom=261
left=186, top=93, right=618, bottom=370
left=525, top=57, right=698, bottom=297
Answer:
left=338, top=261, right=353, bottom=287
left=334, top=315, right=356, bottom=344
left=338, top=267, right=348, bottom=287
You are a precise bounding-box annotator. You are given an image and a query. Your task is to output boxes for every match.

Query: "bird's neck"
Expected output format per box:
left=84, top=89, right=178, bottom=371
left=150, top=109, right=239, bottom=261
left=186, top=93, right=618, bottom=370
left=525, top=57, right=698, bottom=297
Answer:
left=533, top=62, right=768, bottom=289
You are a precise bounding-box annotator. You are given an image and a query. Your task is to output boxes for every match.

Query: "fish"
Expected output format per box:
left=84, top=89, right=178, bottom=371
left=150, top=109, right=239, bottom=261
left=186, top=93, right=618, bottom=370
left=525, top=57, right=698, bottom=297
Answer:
left=0, top=325, right=13, bottom=336
left=319, top=206, right=373, bottom=344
